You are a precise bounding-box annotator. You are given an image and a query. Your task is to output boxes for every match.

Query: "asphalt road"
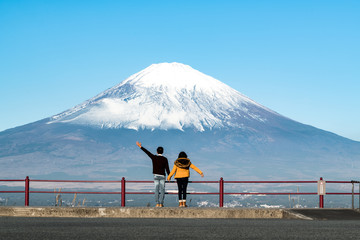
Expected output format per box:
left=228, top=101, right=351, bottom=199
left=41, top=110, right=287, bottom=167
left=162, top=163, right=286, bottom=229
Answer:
left=1, top=217, right=360, bottom=239
left=291, top=209, right=360, bottom=220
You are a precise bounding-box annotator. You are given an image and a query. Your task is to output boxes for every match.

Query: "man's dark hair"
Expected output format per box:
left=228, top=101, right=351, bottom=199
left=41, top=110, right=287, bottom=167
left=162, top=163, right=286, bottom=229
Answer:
left=157, top=146, right=164, bottom=154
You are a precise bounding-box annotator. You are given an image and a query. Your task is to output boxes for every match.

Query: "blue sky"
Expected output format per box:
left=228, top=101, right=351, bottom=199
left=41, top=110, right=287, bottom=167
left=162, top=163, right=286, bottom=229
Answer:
left=0, top=0, right=359, bottom=141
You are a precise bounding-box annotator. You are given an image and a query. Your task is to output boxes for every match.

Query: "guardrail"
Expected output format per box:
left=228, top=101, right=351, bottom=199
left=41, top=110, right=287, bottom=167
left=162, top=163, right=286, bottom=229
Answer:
left=1, top=176, right=359, bottom=208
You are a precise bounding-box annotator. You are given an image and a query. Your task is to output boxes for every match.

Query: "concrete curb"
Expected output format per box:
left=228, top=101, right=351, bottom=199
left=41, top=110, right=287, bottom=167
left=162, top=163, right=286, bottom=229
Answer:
left=282, top=210, right=314, bottom=220
left=0, top=207, right=301, bottom=219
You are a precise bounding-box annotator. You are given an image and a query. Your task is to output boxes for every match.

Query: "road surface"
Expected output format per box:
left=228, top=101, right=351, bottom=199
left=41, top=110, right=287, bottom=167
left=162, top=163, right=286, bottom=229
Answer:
left=1, top=217, right=360, bottom=239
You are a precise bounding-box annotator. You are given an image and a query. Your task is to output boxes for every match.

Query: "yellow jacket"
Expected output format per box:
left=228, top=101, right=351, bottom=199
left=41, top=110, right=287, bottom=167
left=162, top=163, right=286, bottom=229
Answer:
left=167, top=158, right=203, bottom=180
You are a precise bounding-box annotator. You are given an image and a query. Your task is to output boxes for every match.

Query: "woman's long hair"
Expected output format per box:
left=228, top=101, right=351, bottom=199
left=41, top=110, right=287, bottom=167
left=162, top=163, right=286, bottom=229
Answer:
left=178, top=151, right=187, bottom=158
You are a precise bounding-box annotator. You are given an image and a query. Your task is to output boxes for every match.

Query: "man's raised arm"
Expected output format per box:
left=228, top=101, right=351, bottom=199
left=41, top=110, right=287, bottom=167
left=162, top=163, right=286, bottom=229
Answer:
left=136, top=141, right=154, bottom=158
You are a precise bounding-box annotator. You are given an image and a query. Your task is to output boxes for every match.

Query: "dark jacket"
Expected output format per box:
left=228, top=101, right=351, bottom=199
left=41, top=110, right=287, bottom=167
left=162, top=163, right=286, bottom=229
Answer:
left=141, top=147, right=170, bottom=176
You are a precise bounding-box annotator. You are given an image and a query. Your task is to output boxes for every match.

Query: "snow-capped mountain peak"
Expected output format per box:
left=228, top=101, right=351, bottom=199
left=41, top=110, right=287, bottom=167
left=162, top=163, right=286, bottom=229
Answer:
left=124, top=62, right=227, bottom=90
left=50, top=62, right=277, bottom=131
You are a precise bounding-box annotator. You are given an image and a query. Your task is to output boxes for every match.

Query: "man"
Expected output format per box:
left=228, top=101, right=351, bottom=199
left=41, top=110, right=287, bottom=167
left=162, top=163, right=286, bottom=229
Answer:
left=136, top=141, right=170, bottom=207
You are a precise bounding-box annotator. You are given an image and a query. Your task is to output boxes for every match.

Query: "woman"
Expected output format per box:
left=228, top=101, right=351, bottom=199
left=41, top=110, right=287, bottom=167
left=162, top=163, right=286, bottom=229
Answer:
left=167, top=151, right=204, bottom=207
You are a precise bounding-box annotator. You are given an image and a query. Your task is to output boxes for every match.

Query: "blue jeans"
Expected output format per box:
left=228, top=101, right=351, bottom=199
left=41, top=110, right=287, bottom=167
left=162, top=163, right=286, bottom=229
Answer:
left=153, top=174, right=166, bottom=205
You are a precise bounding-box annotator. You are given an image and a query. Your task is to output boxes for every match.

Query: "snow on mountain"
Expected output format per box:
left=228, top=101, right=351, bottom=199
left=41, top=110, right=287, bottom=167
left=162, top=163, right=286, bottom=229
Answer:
left=50, top=62, right=278, bottom=131
left=1, top=62, right=360, bottom=182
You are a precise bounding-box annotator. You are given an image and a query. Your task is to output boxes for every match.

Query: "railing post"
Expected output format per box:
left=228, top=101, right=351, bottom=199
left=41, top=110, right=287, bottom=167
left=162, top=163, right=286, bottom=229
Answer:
left=318, top=177, right=324, bottom=208
left=319, top=195, right=324, bottom=208
left=25, top=176, right=30, bottom=206
left=121, top=177, right=126, bottom=207
left=352, top=181, right=355, bottom=209
left=219, top=177, right=224, bottom=207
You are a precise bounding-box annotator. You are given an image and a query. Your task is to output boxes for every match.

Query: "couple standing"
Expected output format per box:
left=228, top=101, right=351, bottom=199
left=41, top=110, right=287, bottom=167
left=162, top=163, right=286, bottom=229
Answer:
left=136, top=141, right=204, bottom=207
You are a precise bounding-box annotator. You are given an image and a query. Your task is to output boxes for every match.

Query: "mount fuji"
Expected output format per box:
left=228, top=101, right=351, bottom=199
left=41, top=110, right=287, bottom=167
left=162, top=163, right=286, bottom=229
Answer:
left=50, top=62, right=275, bottom=131
left=1, top=62, right=360, bottom=181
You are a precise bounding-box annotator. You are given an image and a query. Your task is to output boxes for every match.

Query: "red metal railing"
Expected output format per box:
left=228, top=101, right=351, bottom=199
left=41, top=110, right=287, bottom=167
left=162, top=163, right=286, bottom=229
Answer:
left=0, top=176, right=359, bottom=208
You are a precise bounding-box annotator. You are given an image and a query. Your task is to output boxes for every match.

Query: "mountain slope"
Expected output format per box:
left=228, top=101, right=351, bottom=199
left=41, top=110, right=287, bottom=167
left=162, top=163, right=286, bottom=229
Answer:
left=0, top=62, right=359, bottom=181
left=49, top=62, right=279, bottom=131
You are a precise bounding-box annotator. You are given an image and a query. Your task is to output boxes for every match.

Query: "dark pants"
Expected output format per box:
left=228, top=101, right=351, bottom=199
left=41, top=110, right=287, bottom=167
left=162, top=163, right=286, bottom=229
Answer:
left=176, top=177, right=189, bottom=200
